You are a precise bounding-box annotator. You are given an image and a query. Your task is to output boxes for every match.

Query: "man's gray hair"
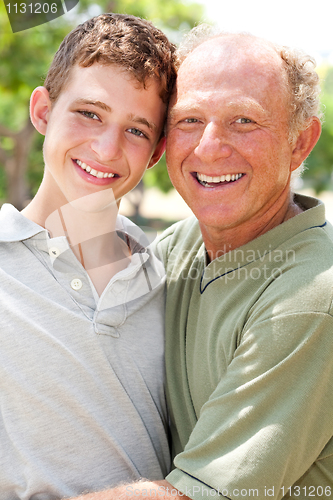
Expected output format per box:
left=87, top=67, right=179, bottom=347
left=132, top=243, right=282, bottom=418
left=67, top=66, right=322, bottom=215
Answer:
left=176, top=25, right=323, bottom=144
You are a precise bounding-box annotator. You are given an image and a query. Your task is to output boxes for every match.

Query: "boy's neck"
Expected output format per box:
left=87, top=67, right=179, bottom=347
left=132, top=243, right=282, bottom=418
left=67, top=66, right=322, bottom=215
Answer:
left=22, top=187, right=131, bottom=296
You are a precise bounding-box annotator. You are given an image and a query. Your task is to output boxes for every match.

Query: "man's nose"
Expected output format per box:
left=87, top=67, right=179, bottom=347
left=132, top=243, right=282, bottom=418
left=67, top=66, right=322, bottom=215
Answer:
left=91, top=127, right=122, bottom=161
left=194, top=123, right=232, bottom=162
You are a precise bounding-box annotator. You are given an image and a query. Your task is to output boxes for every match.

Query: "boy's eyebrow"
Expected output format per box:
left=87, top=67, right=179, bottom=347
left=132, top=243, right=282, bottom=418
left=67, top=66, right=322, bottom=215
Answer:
left=72, top=99, right=158, bottom=132
left=127, top=114, right=157, bottom=132
left=73, top=98, right=112, bottom=112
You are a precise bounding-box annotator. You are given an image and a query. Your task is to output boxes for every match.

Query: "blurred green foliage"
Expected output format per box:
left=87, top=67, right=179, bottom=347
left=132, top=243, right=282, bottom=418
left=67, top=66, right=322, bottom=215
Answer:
left=303, top=66, right=333, bottom=193
left=0, top=1, right=71, bottom=122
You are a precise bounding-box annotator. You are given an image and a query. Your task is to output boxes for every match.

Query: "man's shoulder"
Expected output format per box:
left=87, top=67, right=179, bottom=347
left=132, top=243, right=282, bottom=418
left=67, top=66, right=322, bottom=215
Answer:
left=244, top=215, right=333, bottom=321
left=155, top=216, right=202, bottom=263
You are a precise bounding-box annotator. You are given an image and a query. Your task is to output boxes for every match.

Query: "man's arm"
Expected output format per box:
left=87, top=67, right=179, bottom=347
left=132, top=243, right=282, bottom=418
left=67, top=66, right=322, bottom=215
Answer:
left=69, top=480, right=191, bottom=500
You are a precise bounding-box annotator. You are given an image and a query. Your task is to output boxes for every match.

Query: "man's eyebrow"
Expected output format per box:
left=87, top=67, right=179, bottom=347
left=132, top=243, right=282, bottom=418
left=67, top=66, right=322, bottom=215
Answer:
left=127, top=113, right=157, bottom=132
left=168, top=103, right=204, bottom=122
left=227, top=99, right=266, bottom=114
left=169, top=103, right=200, bottom=116
left=169, top=98, right=267, bottom=117
left=72, top=98, right=111, bottom=112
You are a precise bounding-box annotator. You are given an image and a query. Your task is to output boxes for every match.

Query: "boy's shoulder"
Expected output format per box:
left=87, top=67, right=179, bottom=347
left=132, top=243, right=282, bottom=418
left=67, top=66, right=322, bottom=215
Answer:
left=0, top=203, right=45, bottom=243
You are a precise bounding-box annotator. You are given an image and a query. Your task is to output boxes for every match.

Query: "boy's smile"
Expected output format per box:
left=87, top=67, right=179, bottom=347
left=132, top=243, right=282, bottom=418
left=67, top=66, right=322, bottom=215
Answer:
left=74, top=159, right=115, bottom=179
left=30, top=63, right=166, bottom=214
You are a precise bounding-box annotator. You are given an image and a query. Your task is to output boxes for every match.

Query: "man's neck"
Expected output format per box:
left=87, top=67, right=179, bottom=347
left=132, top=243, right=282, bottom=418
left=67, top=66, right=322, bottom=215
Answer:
left=201, top=194, right=303, bottom=263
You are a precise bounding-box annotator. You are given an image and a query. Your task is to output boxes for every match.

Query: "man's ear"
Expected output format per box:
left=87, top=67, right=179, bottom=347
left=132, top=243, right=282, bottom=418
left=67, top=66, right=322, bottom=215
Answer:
left=147, top=136, right=166, bottom=169
left=30, top=86, right=52, bottom=136
left=290, top=117, right=321, bottom=171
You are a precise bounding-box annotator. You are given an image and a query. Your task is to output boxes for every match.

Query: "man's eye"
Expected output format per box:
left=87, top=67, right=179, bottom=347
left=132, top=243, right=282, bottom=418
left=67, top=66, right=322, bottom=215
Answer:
left=79, top=111, right=99, bottom=120
left=235, top=117, right=253, bottom=124
left=128, top=128, right=146, bottom=138
left=185, top=118, right=198, bottom=123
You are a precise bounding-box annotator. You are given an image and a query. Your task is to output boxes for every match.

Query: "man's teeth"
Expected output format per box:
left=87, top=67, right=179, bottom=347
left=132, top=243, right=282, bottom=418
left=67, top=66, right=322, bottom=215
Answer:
left=76, top=160, right=115, bottom=178
left=197, top=173, right=243, bottom=185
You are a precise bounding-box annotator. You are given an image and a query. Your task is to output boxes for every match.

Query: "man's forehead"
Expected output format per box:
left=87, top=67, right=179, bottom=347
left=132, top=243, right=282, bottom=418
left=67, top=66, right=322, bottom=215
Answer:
left=168, top=37, right=290, bottom=121
left=175, top=35, right=287, bottom=100
left=179, top=35, right=284, bottom=78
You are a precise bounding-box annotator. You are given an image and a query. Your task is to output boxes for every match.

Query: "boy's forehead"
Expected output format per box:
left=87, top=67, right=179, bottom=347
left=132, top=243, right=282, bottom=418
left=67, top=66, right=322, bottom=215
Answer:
left=61, top=63, right=127, bottom=92
left=51, top=62, right=166, bottom=135
left=61, top=63, right=163, bottom=102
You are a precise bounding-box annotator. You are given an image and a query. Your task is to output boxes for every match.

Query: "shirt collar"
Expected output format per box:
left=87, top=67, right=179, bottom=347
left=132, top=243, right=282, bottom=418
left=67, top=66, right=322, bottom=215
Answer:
left=200, top=194, right=327, bottom=292
left=0, top=204, right=152, bottom=255
left=0, top=204, right=48, bottom=242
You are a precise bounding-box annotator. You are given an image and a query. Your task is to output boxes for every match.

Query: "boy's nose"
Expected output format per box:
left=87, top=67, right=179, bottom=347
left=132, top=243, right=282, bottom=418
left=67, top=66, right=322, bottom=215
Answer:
left=91, top=128, right=122, bottom=161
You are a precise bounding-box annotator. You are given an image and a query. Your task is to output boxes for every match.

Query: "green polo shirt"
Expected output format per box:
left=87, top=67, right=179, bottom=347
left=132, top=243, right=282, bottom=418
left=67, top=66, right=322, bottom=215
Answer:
left=157, top=194, right=333, bottom=500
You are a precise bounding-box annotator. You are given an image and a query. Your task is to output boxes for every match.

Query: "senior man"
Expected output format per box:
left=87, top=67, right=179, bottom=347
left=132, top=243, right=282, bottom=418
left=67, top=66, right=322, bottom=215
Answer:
left=72, top=29, right=333, bottom=500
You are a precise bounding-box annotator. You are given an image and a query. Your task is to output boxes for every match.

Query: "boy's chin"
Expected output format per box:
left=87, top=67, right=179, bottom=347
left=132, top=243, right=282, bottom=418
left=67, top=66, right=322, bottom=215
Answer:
left=68, top=188, right=118, bottom=214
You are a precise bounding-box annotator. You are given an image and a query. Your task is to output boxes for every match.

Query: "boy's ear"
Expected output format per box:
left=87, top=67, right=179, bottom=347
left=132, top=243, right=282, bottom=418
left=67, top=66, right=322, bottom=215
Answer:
left=147, top=136, right=166, bottom=169
left=30, top=86, right=52, bottom=136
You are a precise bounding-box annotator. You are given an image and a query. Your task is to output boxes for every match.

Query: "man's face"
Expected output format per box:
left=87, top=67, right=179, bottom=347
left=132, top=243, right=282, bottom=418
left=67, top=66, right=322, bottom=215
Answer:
left=36, top=63, right=165, bottom=209
left=166, top=37, right=299, bottom=234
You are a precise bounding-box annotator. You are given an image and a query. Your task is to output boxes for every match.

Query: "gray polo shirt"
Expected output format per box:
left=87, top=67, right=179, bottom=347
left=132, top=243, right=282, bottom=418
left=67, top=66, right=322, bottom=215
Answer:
left=0, top=204, right=170, bottom=500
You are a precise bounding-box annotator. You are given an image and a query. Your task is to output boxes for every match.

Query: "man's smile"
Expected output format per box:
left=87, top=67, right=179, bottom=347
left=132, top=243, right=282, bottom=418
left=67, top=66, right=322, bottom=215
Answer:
left=194, top=172, right=244, bottom=188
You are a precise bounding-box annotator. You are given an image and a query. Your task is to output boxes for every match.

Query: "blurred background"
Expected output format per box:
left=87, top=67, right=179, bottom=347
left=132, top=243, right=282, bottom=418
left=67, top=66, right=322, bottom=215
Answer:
left=1, top=0, right=333, bottom=228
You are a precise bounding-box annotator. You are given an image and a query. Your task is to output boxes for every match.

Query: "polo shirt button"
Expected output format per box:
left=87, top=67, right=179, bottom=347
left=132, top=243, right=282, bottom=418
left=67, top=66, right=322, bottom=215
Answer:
left=49, top=247, right=60, bottom=258
left=71, top=278, right=82, bottom=291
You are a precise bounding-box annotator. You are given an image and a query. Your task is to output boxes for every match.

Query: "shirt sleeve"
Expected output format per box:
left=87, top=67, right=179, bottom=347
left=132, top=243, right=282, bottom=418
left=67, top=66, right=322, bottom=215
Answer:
left=166, top=311, right=333, bottom=500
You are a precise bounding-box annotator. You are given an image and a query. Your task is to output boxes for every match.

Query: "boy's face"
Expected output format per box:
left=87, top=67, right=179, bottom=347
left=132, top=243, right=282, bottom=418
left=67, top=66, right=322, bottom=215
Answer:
left=31, top=63, right=166, bottom=209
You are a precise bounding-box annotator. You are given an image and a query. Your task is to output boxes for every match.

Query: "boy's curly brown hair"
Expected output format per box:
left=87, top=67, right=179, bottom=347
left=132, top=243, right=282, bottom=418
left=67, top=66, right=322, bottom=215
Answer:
left=44, top=13, right=176, bottom=105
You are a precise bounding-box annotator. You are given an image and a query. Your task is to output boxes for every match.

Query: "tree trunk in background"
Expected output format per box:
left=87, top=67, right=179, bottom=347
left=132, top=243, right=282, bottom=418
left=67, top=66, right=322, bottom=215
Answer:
left=0, top=119, right=36, bottom=210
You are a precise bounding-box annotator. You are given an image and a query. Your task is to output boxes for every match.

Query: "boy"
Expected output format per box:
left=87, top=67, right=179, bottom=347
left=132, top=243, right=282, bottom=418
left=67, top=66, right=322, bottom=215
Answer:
left=0, top=13, right=176, bottom=499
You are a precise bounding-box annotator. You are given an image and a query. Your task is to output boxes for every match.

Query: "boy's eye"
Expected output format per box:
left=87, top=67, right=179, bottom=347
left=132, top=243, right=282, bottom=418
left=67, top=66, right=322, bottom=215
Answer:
left=79, top=110, right=99, bottom=120
left=128, top=128, right=147, bottom=138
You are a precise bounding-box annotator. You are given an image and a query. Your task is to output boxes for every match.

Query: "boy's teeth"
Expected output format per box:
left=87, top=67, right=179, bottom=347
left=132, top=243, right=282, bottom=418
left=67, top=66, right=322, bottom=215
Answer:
left=75, top=160, right=115, bottom=178
left=197, top=173, right=243, bottom=185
